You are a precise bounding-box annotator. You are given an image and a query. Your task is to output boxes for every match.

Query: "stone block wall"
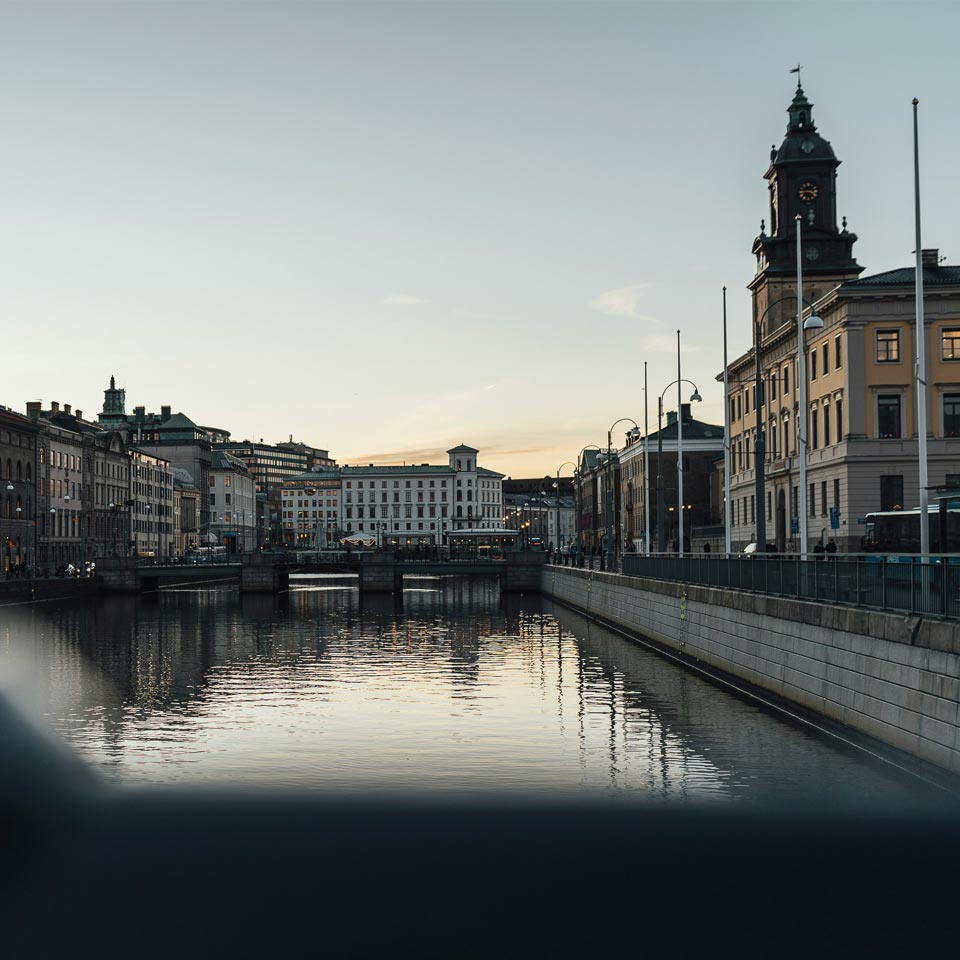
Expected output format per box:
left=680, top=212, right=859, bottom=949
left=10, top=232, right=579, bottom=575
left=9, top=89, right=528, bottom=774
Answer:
left=541, top=565, right=960, bottom=776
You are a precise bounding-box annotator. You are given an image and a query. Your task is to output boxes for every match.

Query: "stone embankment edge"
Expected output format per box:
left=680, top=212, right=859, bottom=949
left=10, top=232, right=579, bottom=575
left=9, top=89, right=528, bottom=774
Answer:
left=541, top=564, right=960, bottom=783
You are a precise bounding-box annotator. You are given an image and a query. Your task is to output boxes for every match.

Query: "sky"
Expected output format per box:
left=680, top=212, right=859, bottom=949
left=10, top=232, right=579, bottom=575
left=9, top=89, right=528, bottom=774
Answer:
left=2, top=1, right=957, bottom=478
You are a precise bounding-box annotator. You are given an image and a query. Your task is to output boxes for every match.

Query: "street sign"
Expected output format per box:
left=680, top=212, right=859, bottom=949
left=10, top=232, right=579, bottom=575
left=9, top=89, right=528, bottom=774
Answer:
left=829, top=506, right=840, bottom=530
left=791, top=518, right=799, bottom=534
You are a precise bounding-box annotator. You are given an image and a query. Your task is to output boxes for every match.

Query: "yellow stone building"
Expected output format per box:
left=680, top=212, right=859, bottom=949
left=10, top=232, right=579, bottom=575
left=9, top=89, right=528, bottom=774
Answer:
left=726, top=83, right=960, bottom=551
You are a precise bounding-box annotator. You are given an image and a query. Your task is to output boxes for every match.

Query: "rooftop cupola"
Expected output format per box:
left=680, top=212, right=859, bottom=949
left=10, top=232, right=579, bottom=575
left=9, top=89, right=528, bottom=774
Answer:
left=787, top=83, right=815, bottom=133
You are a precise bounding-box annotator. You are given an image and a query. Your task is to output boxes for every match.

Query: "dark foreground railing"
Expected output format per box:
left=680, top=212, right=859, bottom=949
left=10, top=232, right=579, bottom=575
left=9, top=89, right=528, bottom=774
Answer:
left=621, top=553, right=960, bottom=620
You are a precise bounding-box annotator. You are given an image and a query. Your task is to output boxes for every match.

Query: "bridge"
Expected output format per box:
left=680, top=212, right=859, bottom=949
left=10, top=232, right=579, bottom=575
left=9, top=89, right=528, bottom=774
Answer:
left=97, top=552, right=546, bottom=594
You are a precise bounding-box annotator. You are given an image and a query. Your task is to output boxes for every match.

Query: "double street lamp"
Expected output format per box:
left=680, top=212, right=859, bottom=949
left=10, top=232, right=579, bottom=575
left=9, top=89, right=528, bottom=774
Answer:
left=656, top=375, right=702, bottom=556
left=725, top=285, right=823, bottom=555
left=554, top=461, right=576, bottom=557
left=605, top=419, right=640, bottom=568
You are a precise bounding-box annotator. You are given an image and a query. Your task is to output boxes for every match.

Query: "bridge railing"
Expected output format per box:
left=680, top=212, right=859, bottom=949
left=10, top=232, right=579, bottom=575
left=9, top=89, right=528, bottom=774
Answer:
left=617, top=553, right=960, bottom=620
left=137, top=557, right=242, bottom=568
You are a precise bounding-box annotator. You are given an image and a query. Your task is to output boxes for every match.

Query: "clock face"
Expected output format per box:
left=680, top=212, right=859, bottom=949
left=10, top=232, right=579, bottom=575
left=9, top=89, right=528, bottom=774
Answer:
left=806, top=246, right=820, bottom=262
left=798, top=181, right=819, bottom=201
left=801, top=139, right=815, bottom=154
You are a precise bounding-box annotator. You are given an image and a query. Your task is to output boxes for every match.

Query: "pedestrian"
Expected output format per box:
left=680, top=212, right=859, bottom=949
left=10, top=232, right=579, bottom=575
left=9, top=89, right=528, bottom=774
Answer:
left=786, top=539, right=796, bottom=554
left=703, top=542, right=711, bottom=554
left=826, top=539, right=837, bottom=555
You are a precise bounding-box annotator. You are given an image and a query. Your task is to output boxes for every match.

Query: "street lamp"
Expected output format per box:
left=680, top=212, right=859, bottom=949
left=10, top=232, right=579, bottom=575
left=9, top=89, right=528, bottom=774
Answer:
left=605, top=419, right=641, bottom=568
left=656, top=379, right=701, bottom=554
left=554, top=461, right=576, bottom=560
left=729, top=280, right=822, bottom=556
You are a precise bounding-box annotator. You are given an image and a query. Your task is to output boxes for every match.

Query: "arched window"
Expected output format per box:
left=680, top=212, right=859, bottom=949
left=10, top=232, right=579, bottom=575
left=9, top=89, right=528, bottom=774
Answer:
left=456, top=506, right=462, bottom=518
left=16, top=461, right=22, bottom=481
left=26, top=463, right=31, bottom=482
left=27, top=497, right=32, bottom=520
left=467, top=505, right=473, bottom=518
left=5, top=459, right=11, bottom=480
left=39, top=446, right=45, bottom=465
left=456, top=460, right=461, bottom=470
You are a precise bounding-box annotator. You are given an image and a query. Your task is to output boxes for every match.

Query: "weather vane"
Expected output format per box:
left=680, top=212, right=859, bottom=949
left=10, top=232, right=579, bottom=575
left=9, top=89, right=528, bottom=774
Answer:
left=790, top=63, right=802, bottom=89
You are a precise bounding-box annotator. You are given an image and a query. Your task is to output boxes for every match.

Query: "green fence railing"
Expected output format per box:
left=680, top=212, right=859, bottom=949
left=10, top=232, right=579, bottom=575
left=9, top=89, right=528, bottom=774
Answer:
left=619, top=554, right=960, bottom=620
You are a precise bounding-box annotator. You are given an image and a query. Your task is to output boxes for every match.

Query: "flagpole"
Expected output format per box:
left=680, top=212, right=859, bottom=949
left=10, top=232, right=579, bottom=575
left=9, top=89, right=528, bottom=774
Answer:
left=722, top=287, right=731, bottom=556
left=643, top=360, right=651, bottom=555
left=913, top=97, right=930, bottom=560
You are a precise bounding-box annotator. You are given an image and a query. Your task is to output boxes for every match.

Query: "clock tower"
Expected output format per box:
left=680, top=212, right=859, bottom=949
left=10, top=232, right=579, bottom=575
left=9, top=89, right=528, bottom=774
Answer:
left=749, top=82, right=862, bottom=336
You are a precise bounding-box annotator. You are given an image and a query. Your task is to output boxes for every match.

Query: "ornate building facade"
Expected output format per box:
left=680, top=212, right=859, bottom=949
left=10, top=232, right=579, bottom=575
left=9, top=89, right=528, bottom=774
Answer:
left=726, top=82, right=960, bottom=552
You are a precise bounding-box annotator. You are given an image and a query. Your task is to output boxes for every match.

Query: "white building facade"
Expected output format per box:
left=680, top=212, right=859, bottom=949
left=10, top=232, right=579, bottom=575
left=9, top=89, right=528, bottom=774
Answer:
left=210, top=450, right=257, bottom=553
left=281, top=469, right=341, bottom=547
left=340, top=444, right=504, bottom=546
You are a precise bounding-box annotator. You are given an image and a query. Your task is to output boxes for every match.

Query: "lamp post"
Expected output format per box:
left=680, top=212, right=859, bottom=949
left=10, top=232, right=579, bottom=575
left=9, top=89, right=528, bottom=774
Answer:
left=912, top=98, right=930, bottom=560
left=605, top=420, right=640, bottom=569
left=656, top=380, right=701, bottom=553
left=49, top=507, right=57, bottom=570
left=724, top=287, right=822, bottom=556
left=554, top=462, right=576, bottom=559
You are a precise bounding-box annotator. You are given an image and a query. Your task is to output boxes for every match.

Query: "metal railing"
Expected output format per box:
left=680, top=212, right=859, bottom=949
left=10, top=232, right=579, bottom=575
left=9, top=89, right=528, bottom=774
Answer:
left=137, top=556, right=242, bottom=568
left=618, top=553, right=960, bottom=620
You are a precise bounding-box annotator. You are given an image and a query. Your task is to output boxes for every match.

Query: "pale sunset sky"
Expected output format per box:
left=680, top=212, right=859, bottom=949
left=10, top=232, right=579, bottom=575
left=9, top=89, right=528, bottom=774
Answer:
left=3, top=1, right=957, bottom=477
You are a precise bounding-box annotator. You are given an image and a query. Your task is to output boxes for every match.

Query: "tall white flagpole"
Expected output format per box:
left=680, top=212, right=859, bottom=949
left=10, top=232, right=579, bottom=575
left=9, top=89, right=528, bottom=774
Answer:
left=913, top=98, right=930, bottom=560
left=644, top=360, right=651, bottom=555
left=722, top=287, right=731, bottom=555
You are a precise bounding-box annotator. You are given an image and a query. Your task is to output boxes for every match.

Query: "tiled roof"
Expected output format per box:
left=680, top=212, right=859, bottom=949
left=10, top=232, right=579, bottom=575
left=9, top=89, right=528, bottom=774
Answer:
left=477, top=467, right=504, bottom=478
left=842, top=264, right=960, bottom=289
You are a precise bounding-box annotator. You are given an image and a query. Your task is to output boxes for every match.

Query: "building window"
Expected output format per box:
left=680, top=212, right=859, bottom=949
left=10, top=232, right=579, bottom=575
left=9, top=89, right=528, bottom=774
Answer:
left=940, top=328, right=960, bottom=360
left=877, top=395, right=902, bottom=439
left=783, top=365, right=790, bottom=396
left=822, top=343, right=829, bottom=375
left=823, top=404, right=831, bottom=446
left=876, top=330, right=900, bottom=363
left=835, top=335, right=842, bottom=369
left=767, top=491, right=772, bottom=522
left=744, top=390, right=750, bottom=416
left=810, top=349, right=817, bottom=380
left=836, top=398, right=843, bottom=442
left=820, top=481, right=827, bottom=516
left=833, top=478, right=840, bottom=511
left=792, top=485, right=799, bottom=520
left=810, top=407, right=819, bottom=449
left=809, top=483, right=816, bottom=517
left=944, top=394, right=960, bottom=438
left=880, top=475, right=904, bottom=512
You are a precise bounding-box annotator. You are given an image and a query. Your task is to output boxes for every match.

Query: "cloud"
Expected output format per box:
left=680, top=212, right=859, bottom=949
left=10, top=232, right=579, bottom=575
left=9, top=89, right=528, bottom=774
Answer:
left=382, top=293, right=425, bottom=306
left=589, top=284, right=656, bottom=322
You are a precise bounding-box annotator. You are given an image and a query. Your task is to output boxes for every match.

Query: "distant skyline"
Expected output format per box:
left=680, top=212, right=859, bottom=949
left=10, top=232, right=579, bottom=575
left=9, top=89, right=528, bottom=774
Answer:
left=4, top=1, right=957, bottom=477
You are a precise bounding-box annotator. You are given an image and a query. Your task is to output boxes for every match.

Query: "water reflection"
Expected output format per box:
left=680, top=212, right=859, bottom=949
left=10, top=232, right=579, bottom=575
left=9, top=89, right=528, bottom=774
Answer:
left=0, top=579, right=944, bottom=805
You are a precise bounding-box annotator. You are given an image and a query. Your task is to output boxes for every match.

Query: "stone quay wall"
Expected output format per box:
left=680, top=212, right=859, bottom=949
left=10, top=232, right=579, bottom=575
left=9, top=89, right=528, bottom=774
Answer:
left=0, top=577, right=102, bottom=605
left=541, top=565, right=960, bottom=777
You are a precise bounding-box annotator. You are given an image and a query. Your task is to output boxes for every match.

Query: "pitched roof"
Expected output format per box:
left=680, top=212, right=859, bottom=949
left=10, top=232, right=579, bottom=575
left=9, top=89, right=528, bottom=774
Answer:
left=212, top=450, right=251, bottom=474
left=447, top=443, right=478, bottom=454
left=644, top=417, right=724, bottom=443
left=477, top=467, right=504, bottom=478
left=159, top=412, right=199, bottom=429
left=842, top=264, right=960, bottom=290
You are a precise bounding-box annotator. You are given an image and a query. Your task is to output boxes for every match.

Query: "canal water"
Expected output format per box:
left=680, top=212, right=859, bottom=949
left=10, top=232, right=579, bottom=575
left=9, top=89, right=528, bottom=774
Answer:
left=0, top=576, right=949, bottom=806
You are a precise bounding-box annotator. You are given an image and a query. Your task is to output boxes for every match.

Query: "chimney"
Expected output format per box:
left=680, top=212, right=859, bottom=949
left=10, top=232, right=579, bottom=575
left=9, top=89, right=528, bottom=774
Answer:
left=63, top=403, right=71, bottom=415
left=26, top=401, right=41, bottom=420
left=681, top=402, right=692, bottom=421
left=134, top=405, right=145, bottom=417
left=50, top=401, right=59, bottom=413
left=75, top=410, right=82, bottom=421
left=666, top=410, right=677, bottom=426
left=921, top=249, right=940, bottom=266
left=161, top=405, right=171, bottom=420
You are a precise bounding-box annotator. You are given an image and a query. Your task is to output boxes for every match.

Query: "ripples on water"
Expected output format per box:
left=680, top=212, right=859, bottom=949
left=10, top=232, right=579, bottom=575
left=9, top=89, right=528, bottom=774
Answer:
left=0, top=576, right=946, bottom=806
